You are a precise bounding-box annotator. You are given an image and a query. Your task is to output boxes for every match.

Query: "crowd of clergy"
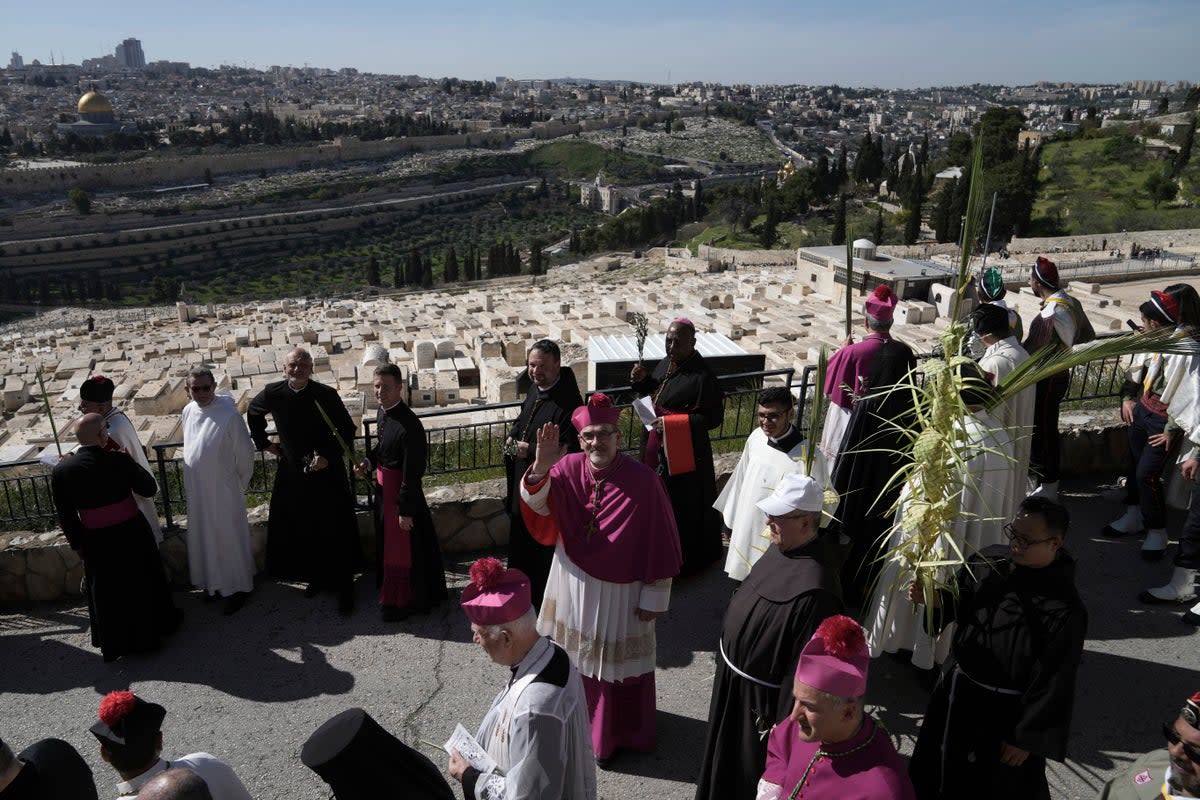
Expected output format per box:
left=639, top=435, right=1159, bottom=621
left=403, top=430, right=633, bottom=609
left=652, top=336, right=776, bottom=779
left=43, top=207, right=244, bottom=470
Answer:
left=25, top=258, right=1200, bottom=799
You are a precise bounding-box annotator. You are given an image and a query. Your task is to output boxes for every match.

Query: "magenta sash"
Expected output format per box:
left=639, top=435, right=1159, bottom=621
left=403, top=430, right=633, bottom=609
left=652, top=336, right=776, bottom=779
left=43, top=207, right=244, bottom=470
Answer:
left=376, top=466, right=413, bottom=607
left=79, top=495, right=139, bottom=530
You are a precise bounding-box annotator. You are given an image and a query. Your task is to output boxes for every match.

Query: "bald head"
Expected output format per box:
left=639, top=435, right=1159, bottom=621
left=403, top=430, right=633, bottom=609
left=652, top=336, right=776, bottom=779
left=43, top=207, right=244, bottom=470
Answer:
left=74, top=413, right=107, bottom=447
left=136, top=767, right=212, bottom=800
left=283, top=347, right=314, bottom=389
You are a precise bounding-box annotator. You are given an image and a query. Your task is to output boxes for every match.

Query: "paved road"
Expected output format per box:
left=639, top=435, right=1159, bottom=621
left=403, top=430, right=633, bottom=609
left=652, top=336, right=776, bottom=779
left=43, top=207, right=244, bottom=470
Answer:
left=2, top=477, right=1198, bottom=799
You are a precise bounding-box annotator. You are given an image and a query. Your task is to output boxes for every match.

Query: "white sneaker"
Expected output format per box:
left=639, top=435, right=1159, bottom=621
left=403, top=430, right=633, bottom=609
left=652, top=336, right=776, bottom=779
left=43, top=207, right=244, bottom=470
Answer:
left=1141, top=529, right=1169, bottom=561
left=1102, top=505, right=1144, bottom=538
left=1183, top=599, right=1200, bottom=626
left=1140, top=567, right=1197, bottom=604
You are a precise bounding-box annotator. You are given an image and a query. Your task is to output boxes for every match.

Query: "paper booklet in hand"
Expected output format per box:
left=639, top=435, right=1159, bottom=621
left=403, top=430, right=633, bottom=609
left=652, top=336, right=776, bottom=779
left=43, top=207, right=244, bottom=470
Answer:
left=444, top=723, right=498, bottom=774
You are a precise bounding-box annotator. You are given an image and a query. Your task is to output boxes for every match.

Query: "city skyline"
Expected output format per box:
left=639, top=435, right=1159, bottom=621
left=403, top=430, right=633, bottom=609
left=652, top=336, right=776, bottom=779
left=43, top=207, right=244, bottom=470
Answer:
left=6, top=0, right=1198, bottom=88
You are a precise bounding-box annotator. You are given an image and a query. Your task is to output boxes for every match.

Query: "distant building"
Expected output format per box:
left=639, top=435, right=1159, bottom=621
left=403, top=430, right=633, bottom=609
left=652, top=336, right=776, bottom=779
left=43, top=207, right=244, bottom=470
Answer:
left=580, top=174, right=623, bottom=214
left=58, top=86, right=138, bottom=137
left=8, top=51, right=23, bottom=69
left=796, top=240, right=958, bottom=307
left=115, top=38, right=145, bottom=69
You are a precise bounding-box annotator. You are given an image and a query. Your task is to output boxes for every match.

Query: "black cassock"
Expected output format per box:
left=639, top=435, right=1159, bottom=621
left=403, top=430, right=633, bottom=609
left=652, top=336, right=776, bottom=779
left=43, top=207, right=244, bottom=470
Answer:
left=51, top=446, right=181, bottom=661
left=633, top=351, right=725, bottom=576
left=248, top=380, right=362, bottom=588
left=830, top=337, right=916, bottom=608
left=368, top=401, right=447, bottom=611
left=695, top=536, right=843, bottom=800
left=909, top=545, right=1088, bottom=800
left=504, top=369, right=582, bottom=607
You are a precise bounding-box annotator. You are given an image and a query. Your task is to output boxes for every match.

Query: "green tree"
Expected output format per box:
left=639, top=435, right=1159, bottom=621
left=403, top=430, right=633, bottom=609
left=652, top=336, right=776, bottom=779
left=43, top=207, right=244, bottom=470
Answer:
left=1157, top=96, right=1170, bottom=115
left=831, top=195, right=847, bottom=245
left=873, top=206, right=884, bottom=245
left=529, top=238, right=544, bottom=275
left=366, top=254, right=381, bottom=286
left=1173, top=116, right=1196, bottom=176
left=444, top=246, right=460, bottom=282
left=904, top=169, right=924, bottom=245
left=1144, top=170, right=1178, bottom=208
left=974, top=107, right=1025, bottom=169
left=760, top=200, right=780, bottom=248
left=67, top=188, right=92, bottom=215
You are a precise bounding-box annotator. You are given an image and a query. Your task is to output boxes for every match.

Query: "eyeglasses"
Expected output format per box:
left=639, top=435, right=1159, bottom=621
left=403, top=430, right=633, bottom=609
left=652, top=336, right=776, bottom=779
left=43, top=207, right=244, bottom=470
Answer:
left=757, top=412, right=786, bottom=421
left=190, top=384, right=215, bottom=392
left=579, top=429, right=617, bottom=443
left=1163, top=722, right=1200, bottom=762
left=1003, top=524, right=1058, bottom=549
left=766, top=511, right=806, bottom=523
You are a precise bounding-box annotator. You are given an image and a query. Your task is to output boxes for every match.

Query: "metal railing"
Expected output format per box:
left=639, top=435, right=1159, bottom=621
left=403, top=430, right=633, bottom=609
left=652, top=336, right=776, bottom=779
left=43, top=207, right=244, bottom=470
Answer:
left=0, top=339, right=1137, bottom=534
left=0, top=368, right=794, bottom=532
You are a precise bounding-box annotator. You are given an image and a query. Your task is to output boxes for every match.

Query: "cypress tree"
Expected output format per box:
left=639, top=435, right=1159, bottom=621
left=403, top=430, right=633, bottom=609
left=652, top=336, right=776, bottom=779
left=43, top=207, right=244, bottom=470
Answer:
left=904, top=169, right=924, bottom=245
left=831, top=195, right=847, bottom=246
left=366, top=254, right=381, bottom=286
left=444, top=246, right=459, bottom=282
left=873, top=206, right=884, bottom=245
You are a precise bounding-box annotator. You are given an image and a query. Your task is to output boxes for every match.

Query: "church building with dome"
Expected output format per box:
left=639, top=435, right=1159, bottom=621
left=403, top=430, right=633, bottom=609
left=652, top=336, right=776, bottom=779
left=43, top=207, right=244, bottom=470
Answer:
left=58, top=86, right=137, bottom=137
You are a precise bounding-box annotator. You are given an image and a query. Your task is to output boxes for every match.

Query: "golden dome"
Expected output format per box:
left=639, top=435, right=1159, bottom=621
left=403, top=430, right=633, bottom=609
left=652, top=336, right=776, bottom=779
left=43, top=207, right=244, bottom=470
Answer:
left=78, top=90, right=113, bottom=115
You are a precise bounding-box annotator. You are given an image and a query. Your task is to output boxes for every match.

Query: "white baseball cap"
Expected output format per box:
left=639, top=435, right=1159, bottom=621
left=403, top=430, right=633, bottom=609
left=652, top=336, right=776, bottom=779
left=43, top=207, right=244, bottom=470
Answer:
left=756, top=473, right=824, bottom=517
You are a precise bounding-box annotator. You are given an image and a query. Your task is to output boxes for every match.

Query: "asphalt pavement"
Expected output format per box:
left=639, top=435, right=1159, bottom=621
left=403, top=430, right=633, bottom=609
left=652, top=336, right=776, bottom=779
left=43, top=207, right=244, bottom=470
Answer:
left=2, top=476, right=1198, bottom=799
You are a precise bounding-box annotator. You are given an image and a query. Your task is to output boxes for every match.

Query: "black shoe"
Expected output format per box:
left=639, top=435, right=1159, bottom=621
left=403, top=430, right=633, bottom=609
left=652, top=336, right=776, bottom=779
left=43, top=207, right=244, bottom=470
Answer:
left=1183, top=609, right=1200, bottom=626
left=596, top=749, right=620, bottom=770
left=1101, top=525, right=1143, bottom=538
left=337, top=588, right=355, bottom=616
left=223, top=592, right=250, bottom=616
left=380, top=605, right=411, bottom=622
left=1141, top=549, right=1167, bottom=562
left=203, top=591, right=220, bottom=603
left=303, top=582, right=321, bottom=599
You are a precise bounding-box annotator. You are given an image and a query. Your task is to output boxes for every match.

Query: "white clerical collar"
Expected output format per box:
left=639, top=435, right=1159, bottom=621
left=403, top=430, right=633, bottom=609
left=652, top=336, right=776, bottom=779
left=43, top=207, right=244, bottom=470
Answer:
left=288, top=382, right=309, bottom=394
left=116, top=758, right=169, bottom=797
left=769, top=425, right=795, bottom=445
left=534, top=376, right=560, bottom=395
left=382, top=399, right=403, bottom=412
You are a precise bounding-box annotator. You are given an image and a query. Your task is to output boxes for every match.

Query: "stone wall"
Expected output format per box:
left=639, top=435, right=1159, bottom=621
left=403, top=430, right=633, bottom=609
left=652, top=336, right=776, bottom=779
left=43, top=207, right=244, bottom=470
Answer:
left=1009, top=229, right=1200, bottom=255
left=0, top=421, right=1136, bottom=609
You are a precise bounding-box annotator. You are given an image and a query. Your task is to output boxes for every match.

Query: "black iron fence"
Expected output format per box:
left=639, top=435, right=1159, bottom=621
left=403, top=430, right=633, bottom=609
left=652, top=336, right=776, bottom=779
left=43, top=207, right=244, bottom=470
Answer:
left=0, top=338, right=1137, bottom=534
left=0, top=368, right=794, bottom=533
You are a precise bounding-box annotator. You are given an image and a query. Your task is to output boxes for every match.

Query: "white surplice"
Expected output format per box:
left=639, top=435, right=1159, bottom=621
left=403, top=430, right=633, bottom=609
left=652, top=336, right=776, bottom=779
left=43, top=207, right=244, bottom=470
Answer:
left=866, top=409, right=1015, bottom=669
left=715, top=428, right=811, bottom=581
left=979, top=335, right=1034, bottom=521
left=468, top=636, right=597, bottom=800
left=182, top=395, right=256, bottom=595
left=103, top=407, right=162, bottom=543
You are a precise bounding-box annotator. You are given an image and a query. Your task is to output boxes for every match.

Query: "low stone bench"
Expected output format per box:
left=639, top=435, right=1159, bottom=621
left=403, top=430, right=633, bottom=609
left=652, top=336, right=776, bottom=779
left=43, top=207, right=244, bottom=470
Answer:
left=0, top=412, right=1135, bottom=610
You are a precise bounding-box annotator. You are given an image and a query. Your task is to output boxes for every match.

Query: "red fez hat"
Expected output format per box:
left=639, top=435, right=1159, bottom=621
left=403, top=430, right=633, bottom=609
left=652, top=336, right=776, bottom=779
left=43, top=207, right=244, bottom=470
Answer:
left=89, top=690, right=166, bottom=748
left=572, top=392, right=621, bottom=430
left=1182, top=691, right=1200, bottom=730
left=79, top=374, right=115, bottom=403
left=1033, top=256, right=1059, bottom=289
left=460, top=557, right=531, bottom=626
left=794, top=615, right=869, bottom=698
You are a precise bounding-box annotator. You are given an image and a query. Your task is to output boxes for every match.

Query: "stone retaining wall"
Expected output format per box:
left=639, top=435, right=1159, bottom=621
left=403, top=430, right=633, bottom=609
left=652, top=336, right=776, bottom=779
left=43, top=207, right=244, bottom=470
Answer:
left=0, top=420, right=1136, bottom=609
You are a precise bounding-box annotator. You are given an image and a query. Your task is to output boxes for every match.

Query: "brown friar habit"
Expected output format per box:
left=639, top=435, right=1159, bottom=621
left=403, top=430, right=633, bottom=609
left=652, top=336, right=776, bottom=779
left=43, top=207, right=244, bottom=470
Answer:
left=909, top=544, right=1088, bottom=800
left=695, top=534, right=843, bottom=800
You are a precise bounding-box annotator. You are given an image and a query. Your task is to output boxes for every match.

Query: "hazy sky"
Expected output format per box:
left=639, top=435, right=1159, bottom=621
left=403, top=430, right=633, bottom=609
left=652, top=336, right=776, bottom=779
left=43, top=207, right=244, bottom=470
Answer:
left=7, top=0, right=1197, bottom=88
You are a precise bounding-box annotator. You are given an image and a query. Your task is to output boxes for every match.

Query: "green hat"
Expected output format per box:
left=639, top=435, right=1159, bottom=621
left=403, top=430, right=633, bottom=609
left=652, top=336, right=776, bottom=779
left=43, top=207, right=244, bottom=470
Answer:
left=979, top=268, right=1006, bottom=301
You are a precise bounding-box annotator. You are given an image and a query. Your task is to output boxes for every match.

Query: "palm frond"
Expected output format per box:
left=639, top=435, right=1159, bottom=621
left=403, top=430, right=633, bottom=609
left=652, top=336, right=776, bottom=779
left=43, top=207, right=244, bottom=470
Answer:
left=806, top=346, right=828, bottom=475
left=992, top=327, right=1200, bottom=410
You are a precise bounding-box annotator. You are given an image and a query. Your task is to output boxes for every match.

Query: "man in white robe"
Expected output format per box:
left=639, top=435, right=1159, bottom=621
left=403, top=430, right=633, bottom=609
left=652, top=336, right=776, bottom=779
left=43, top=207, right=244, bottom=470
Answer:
left=716, top=387, right=821, bottom=581
left=450, top=557, right=596, bottom=800
left=181, top=368, right=256, bottom=614
left=975, top=303, right=1035, bottom=524
left=78, top=375, right=162, bottom=543
left=867, top=365, right=1015, bottom=668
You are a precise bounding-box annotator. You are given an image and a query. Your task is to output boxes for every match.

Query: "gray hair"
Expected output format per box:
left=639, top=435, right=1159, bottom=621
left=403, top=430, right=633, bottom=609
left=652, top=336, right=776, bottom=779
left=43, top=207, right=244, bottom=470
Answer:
left=865, top=313, right=894, bottom=331
left=477, top=608, right=537, bottom=639
left=817, top=690, right=864, bottom=708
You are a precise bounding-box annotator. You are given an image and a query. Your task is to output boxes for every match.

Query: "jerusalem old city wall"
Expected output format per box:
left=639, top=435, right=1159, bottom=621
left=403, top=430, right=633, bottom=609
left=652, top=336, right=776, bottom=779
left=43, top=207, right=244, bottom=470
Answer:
left=0, top=109, right=695, bottom=197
